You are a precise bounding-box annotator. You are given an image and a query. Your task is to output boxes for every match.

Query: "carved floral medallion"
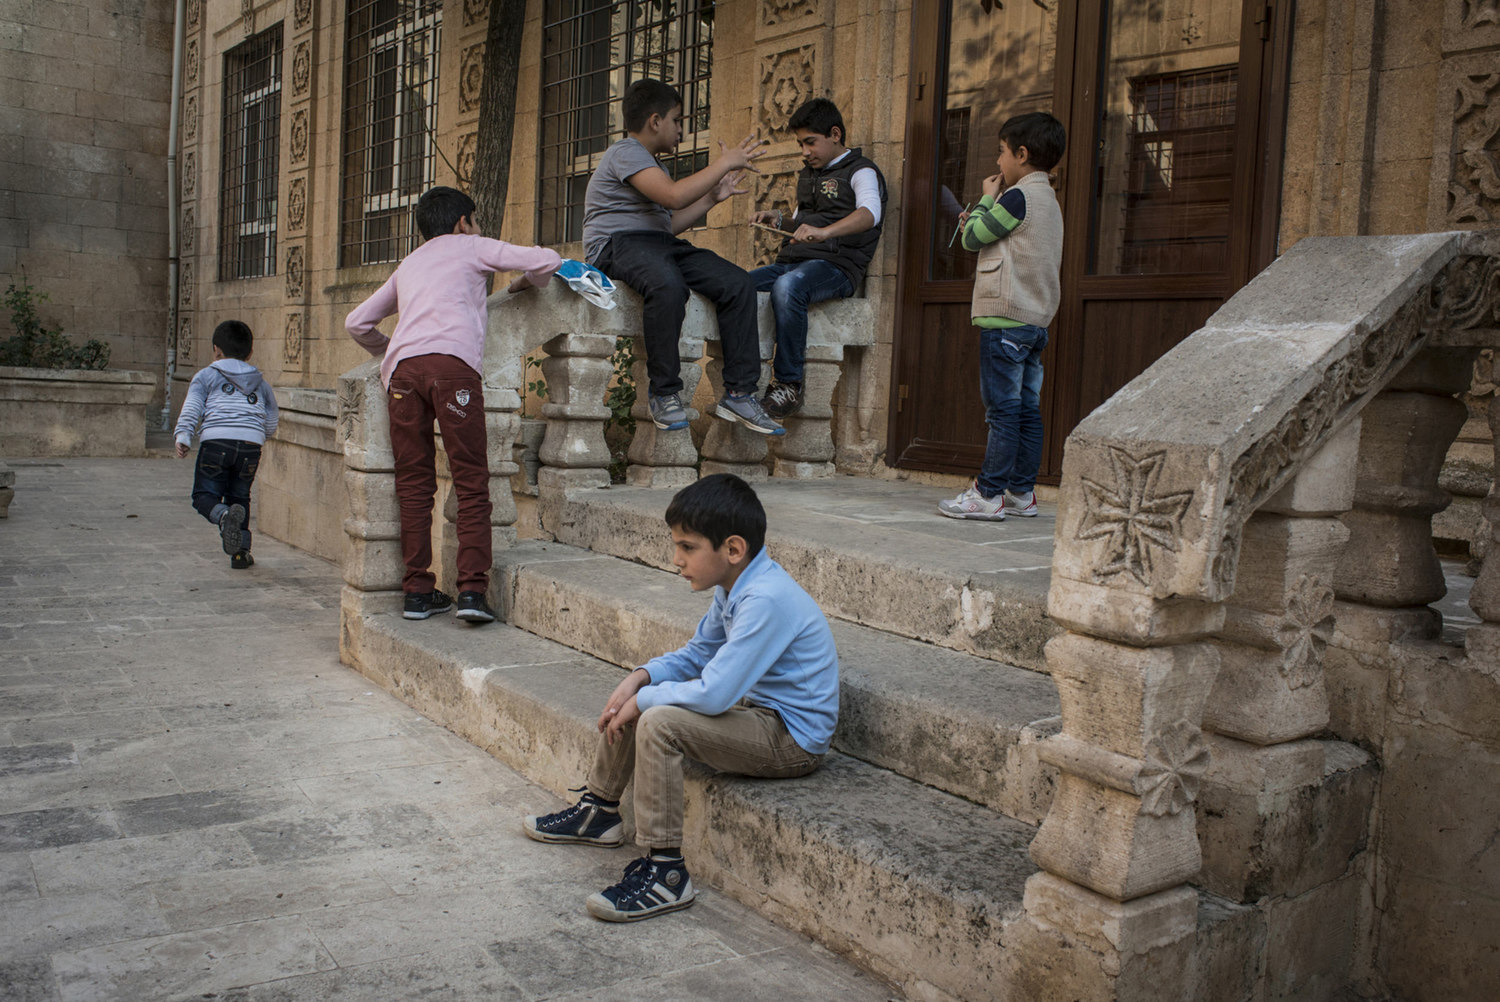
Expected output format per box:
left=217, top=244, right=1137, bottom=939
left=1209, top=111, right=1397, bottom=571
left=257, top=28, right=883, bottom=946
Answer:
left=284, top=312, right=304, bottom=365
left=460, top=44, right=485, bottom=113
left=1133, top=720, right=1209, bottom=817
left=285, top=245, right=305, bottom=299
left=1274, top=574, right=1336, bottom=690
left=287, top=177, right=306, bottom=231
left=290, top=109, right=309, bottom=164
left=293, top=41, right=311, bottom=96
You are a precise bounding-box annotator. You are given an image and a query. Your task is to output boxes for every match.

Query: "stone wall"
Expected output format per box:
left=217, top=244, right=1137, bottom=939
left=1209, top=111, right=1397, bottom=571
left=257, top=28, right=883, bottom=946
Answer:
left=0, top=0, right=174, bottom=407
left=256, top=387, right=343, bottom=562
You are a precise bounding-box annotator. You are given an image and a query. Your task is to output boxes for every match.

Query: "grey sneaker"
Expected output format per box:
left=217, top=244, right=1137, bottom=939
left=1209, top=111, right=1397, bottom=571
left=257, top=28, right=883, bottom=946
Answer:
left=716, top=392, right=786, bottom=435
left=761, top=381, right=803, bottom=419
left=1003, top=490, right=1038, bottom=517
left=648, top=393, right=690, bottom=431
left=938, top=485, right=1005, bottom=521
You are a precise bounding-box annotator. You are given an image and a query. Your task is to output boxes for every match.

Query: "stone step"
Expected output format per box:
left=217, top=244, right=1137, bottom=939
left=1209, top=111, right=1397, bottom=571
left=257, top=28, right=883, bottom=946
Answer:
left=495, top=539, right=1062, bottom=824
left=545, top=479, right=1060, bottom=671
left=344, top=609, right=1041, bottom=1000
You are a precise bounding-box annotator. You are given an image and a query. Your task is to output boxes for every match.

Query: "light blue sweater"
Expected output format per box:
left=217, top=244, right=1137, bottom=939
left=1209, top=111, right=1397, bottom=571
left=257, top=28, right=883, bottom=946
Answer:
left=635, top=548, right=840, bottom=755
left=174, top=359, right=279, bottom=447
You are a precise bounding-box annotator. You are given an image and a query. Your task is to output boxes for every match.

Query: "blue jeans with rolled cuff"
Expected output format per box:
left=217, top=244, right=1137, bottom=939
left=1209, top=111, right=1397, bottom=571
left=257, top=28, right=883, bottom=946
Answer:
left=975, top=324, right=1047, bottom=499
left=191, top=439, right=260, bottom=550
left=749, top=260, right=854, bottom=386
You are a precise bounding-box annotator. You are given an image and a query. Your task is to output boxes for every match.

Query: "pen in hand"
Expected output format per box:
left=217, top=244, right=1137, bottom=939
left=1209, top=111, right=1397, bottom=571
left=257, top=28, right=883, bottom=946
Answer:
left=947, top=203, right=972, bottom=249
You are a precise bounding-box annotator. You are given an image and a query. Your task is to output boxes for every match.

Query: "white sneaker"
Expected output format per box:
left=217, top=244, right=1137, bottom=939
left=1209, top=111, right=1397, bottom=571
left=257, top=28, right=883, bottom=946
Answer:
left=938, top=486, right=1005, bottom=521
left=1003, top=490, right=1038, bottom=517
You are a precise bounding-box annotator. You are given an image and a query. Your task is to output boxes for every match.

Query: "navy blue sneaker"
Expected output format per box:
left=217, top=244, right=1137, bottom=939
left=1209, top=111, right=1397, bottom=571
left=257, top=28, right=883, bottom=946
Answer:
left=403, top=589, right=454, bottom=620
left=586, top=854, right=696, bottom=922
left=523, top=790, right=624, bottom=846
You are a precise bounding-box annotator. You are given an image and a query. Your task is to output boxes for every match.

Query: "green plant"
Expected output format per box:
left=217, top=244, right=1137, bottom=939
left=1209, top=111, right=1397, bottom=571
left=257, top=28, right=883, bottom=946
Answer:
left=522, top=352, right=547, bottom=413
left=605, top=335, right=638, bottom=483
left=0, top=276, right=110, bottom=370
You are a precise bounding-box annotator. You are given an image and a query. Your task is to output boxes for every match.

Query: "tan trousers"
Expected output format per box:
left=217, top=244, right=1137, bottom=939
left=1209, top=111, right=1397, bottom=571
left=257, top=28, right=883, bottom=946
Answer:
left=587, top=703, right=823, bottom=849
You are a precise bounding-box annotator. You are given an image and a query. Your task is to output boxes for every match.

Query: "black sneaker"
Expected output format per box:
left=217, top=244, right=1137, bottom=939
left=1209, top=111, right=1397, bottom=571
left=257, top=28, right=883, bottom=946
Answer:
left=522, top=789, right=624, bottom=846
left=455, top=590, right=497, bottom=624
left=586, top=854, right=696, bottom=922
left=761, top=381, right=803, bottom=419
left=403, top=589, right=454, bottom=620
left=230, top=551, right=254, bottom=570
left=219, top=504, right=246, bottom=555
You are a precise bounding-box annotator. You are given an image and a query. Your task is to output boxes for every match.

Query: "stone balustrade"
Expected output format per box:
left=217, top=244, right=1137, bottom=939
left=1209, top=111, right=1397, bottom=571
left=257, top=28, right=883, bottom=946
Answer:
left=1016, top=231, right=1500, bottom=997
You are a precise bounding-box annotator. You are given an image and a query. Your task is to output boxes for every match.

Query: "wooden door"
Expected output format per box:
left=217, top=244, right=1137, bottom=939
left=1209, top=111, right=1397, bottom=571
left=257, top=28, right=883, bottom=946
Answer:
left=888, top=0, right=1290, bottom=481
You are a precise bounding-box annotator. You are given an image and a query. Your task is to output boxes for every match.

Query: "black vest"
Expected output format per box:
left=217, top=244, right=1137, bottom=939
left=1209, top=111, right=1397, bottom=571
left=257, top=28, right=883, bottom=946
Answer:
left=776, top=148, right=887, bottom=290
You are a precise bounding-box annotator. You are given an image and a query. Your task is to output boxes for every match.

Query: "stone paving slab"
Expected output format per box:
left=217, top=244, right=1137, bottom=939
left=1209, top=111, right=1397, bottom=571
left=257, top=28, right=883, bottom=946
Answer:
left=0, top=458, right=901, bottom=1002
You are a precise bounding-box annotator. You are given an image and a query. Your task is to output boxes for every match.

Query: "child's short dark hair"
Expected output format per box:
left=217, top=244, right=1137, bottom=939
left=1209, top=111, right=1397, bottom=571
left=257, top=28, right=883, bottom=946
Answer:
left=622, top=79, right=682, bottom=133
left=665, top=473, right=767, bottom=558
left=788, top=98, right=846, bottom=143
left=212, top=320, right=253, bottom=360
left=415, top=186, right=476, bottom=240
left=998, top=111, right=1067, bottom=172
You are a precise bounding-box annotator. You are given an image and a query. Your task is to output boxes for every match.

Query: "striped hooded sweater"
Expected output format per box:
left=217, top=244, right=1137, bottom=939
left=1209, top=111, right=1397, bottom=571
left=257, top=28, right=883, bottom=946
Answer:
left=174, top=359, right=279, bottom=447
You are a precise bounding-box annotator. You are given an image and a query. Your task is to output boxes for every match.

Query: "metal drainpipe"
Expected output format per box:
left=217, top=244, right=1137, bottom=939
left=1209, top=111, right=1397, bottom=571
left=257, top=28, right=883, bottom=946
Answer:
left=161, top=0, right=186, bottom=430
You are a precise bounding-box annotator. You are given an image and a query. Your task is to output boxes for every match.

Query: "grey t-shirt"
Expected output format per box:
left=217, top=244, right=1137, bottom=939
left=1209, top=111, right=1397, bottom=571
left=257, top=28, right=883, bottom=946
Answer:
left=582, top=137, right=673, bottom=264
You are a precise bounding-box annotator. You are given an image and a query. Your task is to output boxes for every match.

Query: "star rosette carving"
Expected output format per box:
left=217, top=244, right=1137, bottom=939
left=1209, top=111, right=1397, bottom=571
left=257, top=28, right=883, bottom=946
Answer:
left=1077, top=447, right=1194, bottom=586
left=1274, top=573, right=1336, bottom=689
left=1133, top=720, right=1209, bottom=817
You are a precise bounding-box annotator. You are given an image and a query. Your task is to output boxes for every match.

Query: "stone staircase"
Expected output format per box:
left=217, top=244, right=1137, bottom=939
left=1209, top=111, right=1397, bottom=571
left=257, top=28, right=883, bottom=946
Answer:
left=342, top=478, right=1254, bottom=1000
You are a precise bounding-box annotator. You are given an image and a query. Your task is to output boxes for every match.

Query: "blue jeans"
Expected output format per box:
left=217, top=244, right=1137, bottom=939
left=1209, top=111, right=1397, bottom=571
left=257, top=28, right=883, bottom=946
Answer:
left=192, top=439, right=260, bottom=549
left=976, top=324, right=1047, bottom=498
left=750, top=260, right=854, bottom=386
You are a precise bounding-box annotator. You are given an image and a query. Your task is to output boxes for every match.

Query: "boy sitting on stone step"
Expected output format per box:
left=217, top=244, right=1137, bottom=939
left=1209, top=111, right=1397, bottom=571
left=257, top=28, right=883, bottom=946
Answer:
left=523, top=473, right=839, bottom=922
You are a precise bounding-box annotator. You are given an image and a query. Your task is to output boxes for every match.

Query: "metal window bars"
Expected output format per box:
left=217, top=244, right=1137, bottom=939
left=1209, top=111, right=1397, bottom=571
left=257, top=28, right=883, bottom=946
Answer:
left=219, top=24, right=283, bottom=281
left=340, top=0, right=443, bottom=267
left=538, top=0, right=715, bottom=245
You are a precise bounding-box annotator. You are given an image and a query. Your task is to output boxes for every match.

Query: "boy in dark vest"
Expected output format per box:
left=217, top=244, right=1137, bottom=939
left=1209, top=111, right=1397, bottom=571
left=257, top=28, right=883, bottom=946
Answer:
left=748, top=98, right=887, bottom=418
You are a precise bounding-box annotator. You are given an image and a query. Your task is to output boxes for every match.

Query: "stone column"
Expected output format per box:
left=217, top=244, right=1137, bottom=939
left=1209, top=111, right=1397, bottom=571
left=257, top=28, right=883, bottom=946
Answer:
left=770, top=343, right=842, bottom=478
left=1335, top=350, right=1473, bottom=648
left=537, top=332, right=613, bottom=533
left=626, top=334, right=704, bottom=488
left=338, top=360, right=403, bottom=668
left=1466, top=378, right=1500, bottom=661
left=698, top=341, right=770, bottom=479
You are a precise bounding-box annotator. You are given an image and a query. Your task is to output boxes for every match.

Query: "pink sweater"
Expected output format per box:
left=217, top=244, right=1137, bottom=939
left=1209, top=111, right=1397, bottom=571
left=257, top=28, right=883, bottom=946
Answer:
left=345, top=233, right=562, bottom=387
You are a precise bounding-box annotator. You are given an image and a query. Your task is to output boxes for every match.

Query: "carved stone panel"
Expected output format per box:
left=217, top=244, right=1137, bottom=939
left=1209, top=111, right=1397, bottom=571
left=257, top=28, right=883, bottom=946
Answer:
left=181, top=150, right=197, bottom=198
left=179, top=259, right=193, bottom=309
left=241, top=0, right=255, bottom=37
left=1443, top=0, right=1500, bottom=51
left=463, top=0, right=487, bottom=27
left=181, top=205, right=196, bottom=255
left=759, top=45, right=822, bottom=135
left=285, top=245, right=305, bottom=299
left=287, top=177, right=306, bottom=232
left=284, top=312, right=305, bottom=365
left=294, top=0, right=312, bottom=30
left=1429, top=56, right=1500, bottom=228
left=184, top=94, right=197, bottom=142
left=460, top=44, right=485, bottom=114
left=292, top=40, right=311, bottom=97
left=752, top=170, right=798, bottom=267
left=178, top=315, right=194, bottom=365
left=290, top=108, right=309, bottom=164
left=758, top=0, right=824, bottom=39
left=187, top=0, right=199, bottom=29
left=186, top=39, right=199, bottom=87
left=456, top=132, right=478, bottom=191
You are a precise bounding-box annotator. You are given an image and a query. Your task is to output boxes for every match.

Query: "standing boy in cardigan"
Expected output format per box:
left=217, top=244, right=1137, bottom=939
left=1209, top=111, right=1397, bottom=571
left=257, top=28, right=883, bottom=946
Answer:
left=748, top=98, right=887, bottom=419
left=938, top=112, right=1066, bottom=522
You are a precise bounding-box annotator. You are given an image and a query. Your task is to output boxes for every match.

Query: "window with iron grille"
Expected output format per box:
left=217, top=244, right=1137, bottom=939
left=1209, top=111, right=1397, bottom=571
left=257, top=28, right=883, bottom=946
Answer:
left=538, top=0, right=715, bottom=245
left=340, top=0, right=442, bottom=267
left=219, top=24, right=283, bottom=281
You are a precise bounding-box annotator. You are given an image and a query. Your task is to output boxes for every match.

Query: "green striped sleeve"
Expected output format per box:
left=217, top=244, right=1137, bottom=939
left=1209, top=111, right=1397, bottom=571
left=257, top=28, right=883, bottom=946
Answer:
left=961, top=192, right=1024, bottom=251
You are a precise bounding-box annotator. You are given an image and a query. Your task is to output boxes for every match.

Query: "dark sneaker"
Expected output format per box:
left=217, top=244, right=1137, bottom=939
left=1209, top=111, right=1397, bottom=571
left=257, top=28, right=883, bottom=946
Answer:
left=455, top=590, right=497, bottom=624
left=586, top=855, right=696, bottom=922
left=648, top=392, right=690, bottom=431
left=219, top=504, right=246, bottom=555
left=403, top=589, right=454, bottom=620
left=522, top=789, right=624, bottom=846
left=761, top=381, right=803, bottom=419
left=715, top=392, right=785, bottom=436
left=230, top=551, right=254, bottom=570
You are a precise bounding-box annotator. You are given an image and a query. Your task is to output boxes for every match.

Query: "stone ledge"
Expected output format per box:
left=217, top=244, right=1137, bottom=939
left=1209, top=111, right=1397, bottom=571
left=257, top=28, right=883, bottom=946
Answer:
left=342, top=610, right=1041, bottom=1001
left=495, top=538, right=1062, bottom=823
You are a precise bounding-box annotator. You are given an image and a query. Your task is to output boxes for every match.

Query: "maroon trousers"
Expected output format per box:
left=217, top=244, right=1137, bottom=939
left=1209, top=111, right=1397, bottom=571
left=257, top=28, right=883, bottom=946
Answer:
left=387, top=354, right=492, bottom=595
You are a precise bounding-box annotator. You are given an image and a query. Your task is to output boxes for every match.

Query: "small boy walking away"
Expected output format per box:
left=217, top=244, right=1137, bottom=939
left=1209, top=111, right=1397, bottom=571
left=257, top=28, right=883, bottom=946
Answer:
left=523, top=473, right=838, bottom=922
left=938, top=111, right=1066, bottom=522
left=583, top=79, right=785, bottom=437
left=345, top=186, right=561, bottom=624
left=174, top=320, right=278, bottom=570
left=747, top=98, right=887, bottom=419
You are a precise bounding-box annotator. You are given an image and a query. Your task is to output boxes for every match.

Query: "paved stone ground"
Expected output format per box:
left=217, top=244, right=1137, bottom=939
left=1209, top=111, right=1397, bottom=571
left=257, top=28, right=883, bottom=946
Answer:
left=0, top=458, right=902, bottom=1002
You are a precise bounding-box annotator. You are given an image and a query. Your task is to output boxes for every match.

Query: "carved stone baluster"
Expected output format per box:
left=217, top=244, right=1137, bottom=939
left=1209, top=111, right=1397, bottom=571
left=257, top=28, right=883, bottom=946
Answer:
left=339, top=361, right=403, bottom=667
left=625, top=334, right=704, bottom=488
left=698, top=341, right=771, bottom=480
left=770, top=343, right=841, bottom=478
left=537, top=333, right=613, bottom=533
left=1467, top=379, right=1500, bottom=660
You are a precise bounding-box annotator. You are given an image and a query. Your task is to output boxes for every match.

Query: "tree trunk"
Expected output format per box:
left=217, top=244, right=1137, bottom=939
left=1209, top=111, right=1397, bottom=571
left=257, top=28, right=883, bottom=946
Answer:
left=470, top=0, right=526, bottom=234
